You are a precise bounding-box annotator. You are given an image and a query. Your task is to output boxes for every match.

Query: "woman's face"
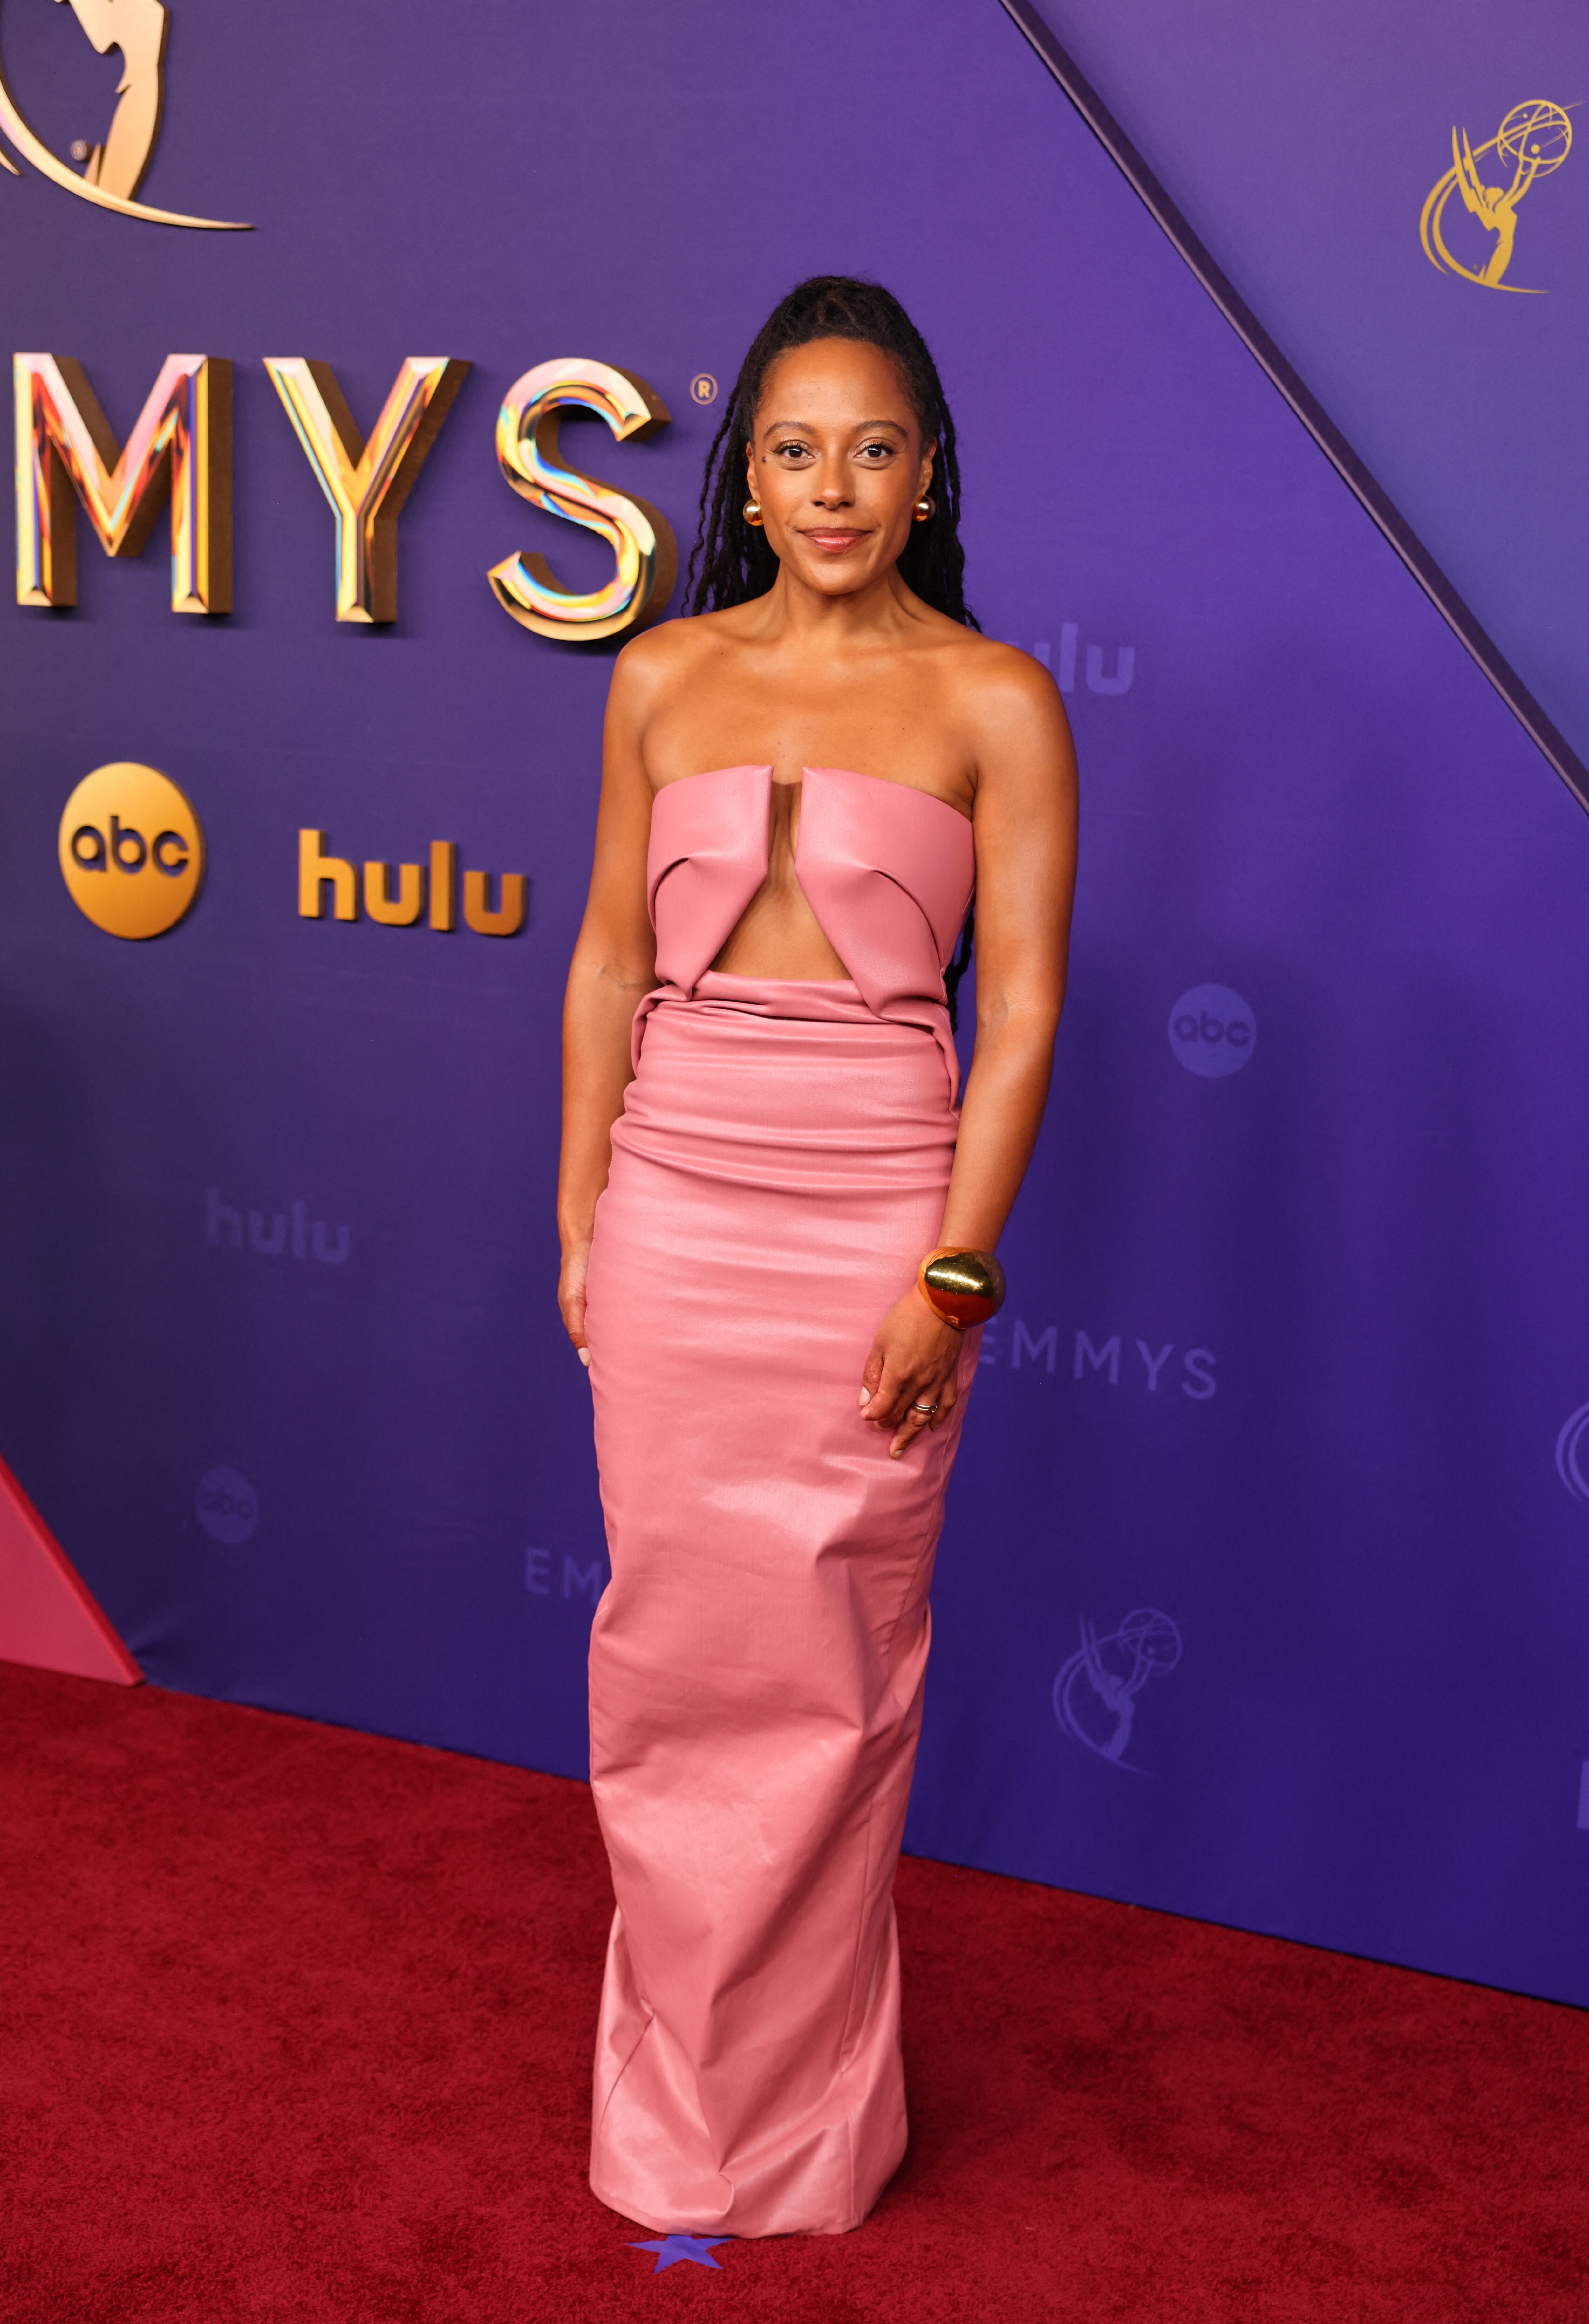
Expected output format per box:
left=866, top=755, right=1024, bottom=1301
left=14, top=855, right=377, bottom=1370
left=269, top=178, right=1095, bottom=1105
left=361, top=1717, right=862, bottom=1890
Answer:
left=747, top=338, right=935, bottom=600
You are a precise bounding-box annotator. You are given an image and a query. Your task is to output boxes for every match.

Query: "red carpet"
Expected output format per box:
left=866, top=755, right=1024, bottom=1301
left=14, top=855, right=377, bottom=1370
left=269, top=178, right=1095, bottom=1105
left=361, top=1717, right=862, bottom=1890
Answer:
left=2, top=1662, right=1584, bottom=2321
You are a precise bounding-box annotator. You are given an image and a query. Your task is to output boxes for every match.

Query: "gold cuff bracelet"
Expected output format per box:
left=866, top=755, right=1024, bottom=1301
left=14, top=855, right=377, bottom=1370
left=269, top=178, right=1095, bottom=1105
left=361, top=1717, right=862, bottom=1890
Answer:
left=917, top=1247, right=1006, bottom=1331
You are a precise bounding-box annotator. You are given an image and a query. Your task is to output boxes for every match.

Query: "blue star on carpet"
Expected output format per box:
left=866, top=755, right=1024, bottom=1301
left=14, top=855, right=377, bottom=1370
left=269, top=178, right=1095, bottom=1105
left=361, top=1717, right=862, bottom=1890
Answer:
left=628, top=2234, right=730, bottom=2273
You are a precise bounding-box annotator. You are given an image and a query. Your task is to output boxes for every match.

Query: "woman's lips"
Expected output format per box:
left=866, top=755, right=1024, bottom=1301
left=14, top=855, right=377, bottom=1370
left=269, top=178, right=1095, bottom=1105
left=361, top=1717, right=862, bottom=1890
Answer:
left=801, top=528, right=867, bottom=552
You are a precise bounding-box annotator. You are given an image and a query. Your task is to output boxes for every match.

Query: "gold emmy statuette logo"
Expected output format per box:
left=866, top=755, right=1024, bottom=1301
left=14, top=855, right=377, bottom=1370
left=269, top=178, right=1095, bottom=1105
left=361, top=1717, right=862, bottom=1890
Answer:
left=0, top=0, right=249, bottom=229
left=59, top=762, right=203, bottom=937
left=1420, top=100, right=1573, bottom=292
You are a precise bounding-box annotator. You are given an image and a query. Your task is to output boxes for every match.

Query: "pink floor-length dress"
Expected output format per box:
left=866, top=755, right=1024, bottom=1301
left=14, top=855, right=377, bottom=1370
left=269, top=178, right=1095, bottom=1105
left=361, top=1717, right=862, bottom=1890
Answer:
left=582, top=764, right=977, bottom=2238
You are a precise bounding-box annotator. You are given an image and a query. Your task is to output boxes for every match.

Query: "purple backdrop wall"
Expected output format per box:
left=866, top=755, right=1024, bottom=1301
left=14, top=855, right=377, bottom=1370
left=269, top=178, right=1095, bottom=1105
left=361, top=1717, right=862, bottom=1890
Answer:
left=1024, top=0, right=1589, bottom=776
left=1, top=0, right=1585, bottom=2007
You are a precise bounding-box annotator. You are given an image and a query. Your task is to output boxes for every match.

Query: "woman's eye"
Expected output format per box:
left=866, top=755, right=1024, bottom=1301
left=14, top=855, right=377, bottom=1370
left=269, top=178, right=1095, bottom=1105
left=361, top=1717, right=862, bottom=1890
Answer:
left=773, top=440, right=812, bottom=461
left=857, top=442, right=893, bottom=462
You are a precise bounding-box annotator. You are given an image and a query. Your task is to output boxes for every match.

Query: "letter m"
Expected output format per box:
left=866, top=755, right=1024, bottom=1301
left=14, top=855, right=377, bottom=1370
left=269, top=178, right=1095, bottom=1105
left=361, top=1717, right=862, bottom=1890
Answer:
left=1074, top=1330, right=1120, bottom=1384
left=563, top=1555, right=605, bottom=1606
left=15, top=354, right=232, bottom=612
left=1012, top=1321, right=1057, bottom=1373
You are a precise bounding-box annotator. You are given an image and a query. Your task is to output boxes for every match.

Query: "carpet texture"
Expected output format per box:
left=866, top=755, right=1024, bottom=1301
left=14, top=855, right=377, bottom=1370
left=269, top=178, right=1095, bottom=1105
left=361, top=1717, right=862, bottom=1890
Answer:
left=2, top=1660, right=1585, bottom=2321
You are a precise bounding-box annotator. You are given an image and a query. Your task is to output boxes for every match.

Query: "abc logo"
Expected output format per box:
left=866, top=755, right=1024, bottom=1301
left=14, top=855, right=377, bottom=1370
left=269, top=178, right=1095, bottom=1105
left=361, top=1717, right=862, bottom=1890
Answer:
left=59, top=762, right=204, bottom=940
left=195, top=1466, right=259, bottom=1546
left=1168, top=984, right=1256, bottom=1078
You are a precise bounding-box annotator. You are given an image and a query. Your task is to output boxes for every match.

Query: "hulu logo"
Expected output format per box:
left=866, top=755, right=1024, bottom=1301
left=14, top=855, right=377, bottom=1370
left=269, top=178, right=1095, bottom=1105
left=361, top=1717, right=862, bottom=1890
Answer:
left=207, top=1190, right=349, bottom=1265
left=298, top=831, right=527, bottom=936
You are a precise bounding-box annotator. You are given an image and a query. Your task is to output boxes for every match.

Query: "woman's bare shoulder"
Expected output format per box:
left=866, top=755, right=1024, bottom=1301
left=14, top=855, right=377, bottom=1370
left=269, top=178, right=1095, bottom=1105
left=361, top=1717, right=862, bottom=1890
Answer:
left=611, top=613, right=706, bottom=696
left=609, top=609, right=757, bottom=743
left=929, top=629, right=1071, bottom=762
left=937, top=626, right=1053, bottom=692
left=613, top=599, right=753, bottom=679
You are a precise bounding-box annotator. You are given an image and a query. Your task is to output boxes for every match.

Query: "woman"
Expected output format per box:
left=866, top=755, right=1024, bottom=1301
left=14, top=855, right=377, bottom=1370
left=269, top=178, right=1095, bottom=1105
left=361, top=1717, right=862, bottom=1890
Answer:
left=559, top=277, right=1077, bottom=2239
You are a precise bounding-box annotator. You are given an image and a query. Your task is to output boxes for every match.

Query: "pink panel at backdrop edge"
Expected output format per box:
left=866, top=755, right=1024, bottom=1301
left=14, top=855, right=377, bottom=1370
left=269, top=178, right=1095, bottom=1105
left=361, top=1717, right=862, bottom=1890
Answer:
left=0, top=1456, right=140, bottom=1685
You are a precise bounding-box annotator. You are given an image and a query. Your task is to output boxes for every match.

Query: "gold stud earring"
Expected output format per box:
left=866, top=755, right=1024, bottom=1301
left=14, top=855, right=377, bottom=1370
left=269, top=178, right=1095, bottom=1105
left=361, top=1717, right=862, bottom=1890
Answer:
left=743, top=497, right=763, bottom=526
left=914, top=495, right=936, bottom=522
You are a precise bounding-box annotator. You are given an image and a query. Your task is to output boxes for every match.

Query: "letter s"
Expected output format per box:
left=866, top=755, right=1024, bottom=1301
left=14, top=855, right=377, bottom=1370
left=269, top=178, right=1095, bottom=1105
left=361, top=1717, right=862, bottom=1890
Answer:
left=1182, top=1349, right=1217, bottom=1400
left=488, top=359, right=676, bottom=643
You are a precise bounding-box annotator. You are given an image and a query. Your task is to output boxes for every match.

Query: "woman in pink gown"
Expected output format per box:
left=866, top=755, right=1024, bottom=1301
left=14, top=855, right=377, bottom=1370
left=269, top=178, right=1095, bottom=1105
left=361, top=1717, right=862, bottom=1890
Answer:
left=559, top=278, right=1078, bottom=2239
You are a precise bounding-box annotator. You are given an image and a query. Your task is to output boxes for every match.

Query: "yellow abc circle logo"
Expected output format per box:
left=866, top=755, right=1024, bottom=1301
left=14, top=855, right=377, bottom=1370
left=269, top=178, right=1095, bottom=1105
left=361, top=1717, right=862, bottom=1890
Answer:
left=58, top=763, right=204, bottom=940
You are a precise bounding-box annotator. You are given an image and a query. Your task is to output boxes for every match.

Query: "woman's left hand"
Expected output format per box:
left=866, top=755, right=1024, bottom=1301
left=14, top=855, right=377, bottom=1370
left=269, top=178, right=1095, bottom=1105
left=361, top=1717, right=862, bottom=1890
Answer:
left=860, top=1288, right=964, bottom=1458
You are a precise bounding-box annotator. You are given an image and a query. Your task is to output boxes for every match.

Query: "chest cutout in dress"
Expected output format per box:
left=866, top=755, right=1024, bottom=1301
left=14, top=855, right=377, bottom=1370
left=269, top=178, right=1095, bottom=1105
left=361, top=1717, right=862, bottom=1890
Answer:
left=647, top=763, right=974, bottom=1001
left=708, top=779, right=849, bottom=980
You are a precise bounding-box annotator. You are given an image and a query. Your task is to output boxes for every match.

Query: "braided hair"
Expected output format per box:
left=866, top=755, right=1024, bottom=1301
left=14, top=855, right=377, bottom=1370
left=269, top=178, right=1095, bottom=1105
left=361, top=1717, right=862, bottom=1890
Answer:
left=685, top=275, right=979, bottom=1022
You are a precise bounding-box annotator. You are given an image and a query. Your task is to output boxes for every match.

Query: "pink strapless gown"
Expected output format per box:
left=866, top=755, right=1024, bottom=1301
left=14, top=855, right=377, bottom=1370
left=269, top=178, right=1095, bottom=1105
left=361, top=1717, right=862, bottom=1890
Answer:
left=582, top=765, right=977, bottom=2238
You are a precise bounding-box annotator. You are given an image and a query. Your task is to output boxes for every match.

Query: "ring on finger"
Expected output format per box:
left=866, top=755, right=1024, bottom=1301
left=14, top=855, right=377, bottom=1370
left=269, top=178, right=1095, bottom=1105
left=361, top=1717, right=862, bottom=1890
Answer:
left=911, top=1399, right=939, bottom=1417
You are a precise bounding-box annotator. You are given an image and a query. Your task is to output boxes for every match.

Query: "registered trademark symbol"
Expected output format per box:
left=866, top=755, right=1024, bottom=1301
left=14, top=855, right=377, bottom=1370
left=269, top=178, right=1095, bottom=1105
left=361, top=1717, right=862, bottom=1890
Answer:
left=690, top=373, right=717, bottom=405
left=70, top=140, right=89, bottom=161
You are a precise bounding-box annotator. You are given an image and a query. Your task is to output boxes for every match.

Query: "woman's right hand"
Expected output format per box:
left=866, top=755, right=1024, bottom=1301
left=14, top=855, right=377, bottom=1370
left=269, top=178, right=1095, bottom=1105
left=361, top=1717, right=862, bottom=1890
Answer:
left=559, top=1240, right=592, bottom=1367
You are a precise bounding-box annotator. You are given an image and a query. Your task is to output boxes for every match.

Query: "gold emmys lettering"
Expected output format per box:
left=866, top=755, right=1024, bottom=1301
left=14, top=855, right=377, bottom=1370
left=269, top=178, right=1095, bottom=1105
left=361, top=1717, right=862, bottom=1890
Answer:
left=1420, top=100, right=1572, bottom=293
left=14, top=349, right=678, bottom=640
left=0, top=0, right=249, bottom=229
left=14, top=352, right=233, bottom=612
